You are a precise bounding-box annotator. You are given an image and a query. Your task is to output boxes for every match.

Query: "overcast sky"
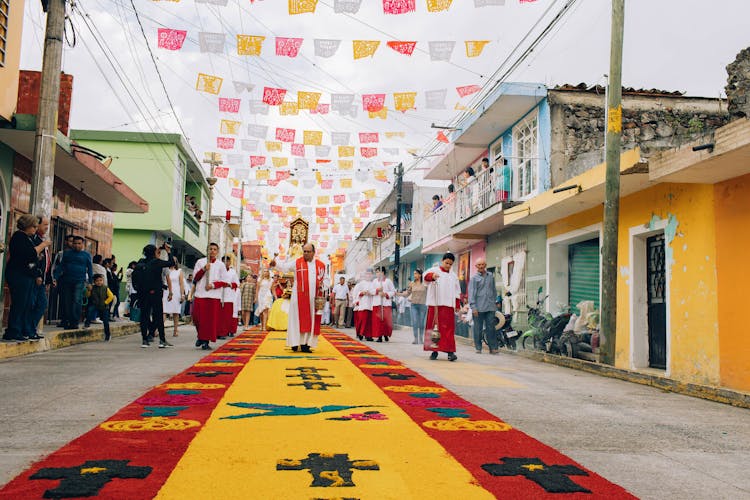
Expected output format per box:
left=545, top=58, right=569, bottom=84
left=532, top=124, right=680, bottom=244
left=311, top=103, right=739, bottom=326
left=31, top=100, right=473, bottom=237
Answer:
left=19, top=0, right=750, bottom=251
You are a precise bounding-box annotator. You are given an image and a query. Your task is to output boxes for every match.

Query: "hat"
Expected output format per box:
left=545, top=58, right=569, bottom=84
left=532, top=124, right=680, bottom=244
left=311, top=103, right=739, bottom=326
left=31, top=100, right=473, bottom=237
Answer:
left=494, top=311, right=506, bottom=330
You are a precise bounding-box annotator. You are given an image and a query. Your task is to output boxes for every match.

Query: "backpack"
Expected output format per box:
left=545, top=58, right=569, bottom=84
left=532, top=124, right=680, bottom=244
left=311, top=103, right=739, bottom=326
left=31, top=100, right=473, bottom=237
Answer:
left=131, top=259, right=148, bottom=293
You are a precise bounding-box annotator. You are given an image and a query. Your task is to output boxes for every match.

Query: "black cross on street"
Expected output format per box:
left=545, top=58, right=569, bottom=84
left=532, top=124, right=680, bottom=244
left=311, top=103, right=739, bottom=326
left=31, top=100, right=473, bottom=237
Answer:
left=30, top=459, right=152, bottom=498
left=288, top=381, right=342, bottom=390
left=187, top=370, right=234, bottom=378
left=481, top=457, right=591, bottom=493
left=277, top=453, right=379, bottom=487
left=371, top=372, right=416, bottom=380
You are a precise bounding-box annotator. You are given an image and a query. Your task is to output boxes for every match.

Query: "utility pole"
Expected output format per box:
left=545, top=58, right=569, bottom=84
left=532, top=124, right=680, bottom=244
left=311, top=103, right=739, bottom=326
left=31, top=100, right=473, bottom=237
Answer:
left=30, top=0, right=66, bottom=219
left=600, top=0, right=625, bottom=366
left=393, top=162, right=403, bottom=290
left=202, top=152, right=221, bottom=257
left=237, top=180, right=246, bottom=274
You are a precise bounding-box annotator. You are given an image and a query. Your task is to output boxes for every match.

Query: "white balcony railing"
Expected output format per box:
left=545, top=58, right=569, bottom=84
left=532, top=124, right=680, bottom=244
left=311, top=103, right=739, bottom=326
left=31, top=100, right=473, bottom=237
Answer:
left=423, top=165, right=513, bottom=248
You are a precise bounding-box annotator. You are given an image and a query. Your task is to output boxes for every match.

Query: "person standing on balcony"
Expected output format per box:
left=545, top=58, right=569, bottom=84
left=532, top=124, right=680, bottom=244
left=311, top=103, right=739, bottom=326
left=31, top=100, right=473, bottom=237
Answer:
left=497, top=158, right=512, bottom=202
left=431, top=195, right=443, bottom=213
left=469, top=258, right=499, bottom=354
left=423, top=253, right=461, bottom=362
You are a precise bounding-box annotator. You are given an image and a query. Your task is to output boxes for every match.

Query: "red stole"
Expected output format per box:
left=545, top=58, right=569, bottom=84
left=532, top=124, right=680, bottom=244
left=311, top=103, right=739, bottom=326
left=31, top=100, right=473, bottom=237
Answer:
left=295, top=257, right=325, bottom=334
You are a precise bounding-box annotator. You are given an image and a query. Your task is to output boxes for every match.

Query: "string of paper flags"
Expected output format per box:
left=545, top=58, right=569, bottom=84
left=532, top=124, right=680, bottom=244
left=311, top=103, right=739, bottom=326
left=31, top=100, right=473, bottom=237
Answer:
left=179, top=0, right=539, bottom=15
left=159, top=30, right=498, bottom=61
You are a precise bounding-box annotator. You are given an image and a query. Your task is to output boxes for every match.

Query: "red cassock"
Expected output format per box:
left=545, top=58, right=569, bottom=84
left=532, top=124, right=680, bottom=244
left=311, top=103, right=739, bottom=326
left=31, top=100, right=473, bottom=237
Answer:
left=192, top=297, right=222, bottom=342
left=354, top=310, right=371, bottom=337
left=222, top=303, right=238, bottom=335
left=370, top=306, right=393, bottom=338
left=423, top=306, right=456, bottom=353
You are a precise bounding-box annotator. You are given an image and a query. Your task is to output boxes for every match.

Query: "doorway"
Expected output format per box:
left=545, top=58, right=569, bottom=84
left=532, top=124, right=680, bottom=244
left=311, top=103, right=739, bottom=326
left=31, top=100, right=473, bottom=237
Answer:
left=629, top=220, right=670, bottom=373
left=646, top=234, right=667, bottom=369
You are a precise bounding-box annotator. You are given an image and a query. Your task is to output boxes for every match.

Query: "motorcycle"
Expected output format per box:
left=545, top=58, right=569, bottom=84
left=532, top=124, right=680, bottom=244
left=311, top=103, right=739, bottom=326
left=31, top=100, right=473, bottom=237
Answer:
left=482, top=309, right=518, bottom=351
left=520, top=290, right=571, bottom=354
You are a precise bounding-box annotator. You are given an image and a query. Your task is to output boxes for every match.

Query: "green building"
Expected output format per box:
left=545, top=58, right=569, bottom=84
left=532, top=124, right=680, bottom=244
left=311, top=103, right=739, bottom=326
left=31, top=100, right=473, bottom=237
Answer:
left=69, top=131, right=209, bottom=268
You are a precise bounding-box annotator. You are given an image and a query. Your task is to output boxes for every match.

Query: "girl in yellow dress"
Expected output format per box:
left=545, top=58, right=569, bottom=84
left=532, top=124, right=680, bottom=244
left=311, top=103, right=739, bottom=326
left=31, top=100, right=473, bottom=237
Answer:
left=266, top=272, right=291, bottom=331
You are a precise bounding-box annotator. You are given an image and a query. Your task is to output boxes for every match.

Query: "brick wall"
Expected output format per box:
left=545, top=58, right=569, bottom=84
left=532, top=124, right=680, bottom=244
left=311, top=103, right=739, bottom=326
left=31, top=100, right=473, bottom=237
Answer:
left=16, top=70, right=74, bottom=135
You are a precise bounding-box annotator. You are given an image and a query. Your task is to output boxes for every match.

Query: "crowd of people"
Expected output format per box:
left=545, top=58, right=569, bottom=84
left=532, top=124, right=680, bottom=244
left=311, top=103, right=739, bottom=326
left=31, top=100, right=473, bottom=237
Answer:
left=3, top=218, right=481, bottom=363
left=2, top=215, right=128, bottom=343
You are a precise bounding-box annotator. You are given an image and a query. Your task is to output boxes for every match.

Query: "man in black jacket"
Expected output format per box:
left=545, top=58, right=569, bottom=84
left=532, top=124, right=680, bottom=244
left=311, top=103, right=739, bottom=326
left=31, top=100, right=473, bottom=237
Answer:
left=135, top=243, right=174, bottom=348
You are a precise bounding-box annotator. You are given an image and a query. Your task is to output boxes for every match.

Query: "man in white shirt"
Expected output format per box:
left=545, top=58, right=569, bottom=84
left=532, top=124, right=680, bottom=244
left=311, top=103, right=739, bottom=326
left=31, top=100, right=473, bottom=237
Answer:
left=332, top=276, right=349, bottom=328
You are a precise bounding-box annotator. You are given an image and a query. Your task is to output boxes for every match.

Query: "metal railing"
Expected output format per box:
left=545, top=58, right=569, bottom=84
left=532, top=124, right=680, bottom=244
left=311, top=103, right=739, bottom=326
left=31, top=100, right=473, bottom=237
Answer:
left=184, top=209, right=200, bottom=236
left=422, top=165, right=512, bottom=248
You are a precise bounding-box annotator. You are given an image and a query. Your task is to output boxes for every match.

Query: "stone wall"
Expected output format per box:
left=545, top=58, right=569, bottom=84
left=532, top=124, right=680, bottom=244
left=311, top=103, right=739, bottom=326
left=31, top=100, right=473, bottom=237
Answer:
left=726, top=47, right=750, bottom=119
left=548, top=89, right=729, bottom=186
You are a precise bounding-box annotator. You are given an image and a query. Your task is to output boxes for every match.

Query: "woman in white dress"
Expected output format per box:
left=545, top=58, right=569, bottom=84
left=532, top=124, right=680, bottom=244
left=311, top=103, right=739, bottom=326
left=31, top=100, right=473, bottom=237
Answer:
left=255, top=269, right=274, bottom=331
left=163, top=257, right=185, bottom=337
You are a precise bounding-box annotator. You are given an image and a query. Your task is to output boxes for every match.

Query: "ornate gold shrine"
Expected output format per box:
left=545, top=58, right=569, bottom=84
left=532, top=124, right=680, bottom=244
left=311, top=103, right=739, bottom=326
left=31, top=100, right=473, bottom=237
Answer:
left=281, top=218, right=311, bottom=298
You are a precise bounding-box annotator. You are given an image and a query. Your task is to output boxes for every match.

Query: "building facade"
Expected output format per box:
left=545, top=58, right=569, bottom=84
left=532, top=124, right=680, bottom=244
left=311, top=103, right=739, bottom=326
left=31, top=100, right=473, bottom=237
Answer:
left=69, top=131, right=209, bottom=268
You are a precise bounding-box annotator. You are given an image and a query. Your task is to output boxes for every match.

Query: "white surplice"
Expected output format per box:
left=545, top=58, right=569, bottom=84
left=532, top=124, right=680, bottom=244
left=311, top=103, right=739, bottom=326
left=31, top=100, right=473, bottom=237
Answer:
left=276, top=258, right=320, bottom=348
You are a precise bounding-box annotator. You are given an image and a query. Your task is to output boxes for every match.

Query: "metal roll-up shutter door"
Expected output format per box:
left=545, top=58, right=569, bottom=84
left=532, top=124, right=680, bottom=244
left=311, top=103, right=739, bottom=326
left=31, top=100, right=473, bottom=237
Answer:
left=568, top=239, right=600, bottom=314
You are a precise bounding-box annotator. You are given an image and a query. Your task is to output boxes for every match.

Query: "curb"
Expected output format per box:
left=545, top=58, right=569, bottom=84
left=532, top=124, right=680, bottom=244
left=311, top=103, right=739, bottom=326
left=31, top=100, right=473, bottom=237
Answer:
left=455, top=336, right=750, bottom=409
left=0, top=321, right=141, bottom=361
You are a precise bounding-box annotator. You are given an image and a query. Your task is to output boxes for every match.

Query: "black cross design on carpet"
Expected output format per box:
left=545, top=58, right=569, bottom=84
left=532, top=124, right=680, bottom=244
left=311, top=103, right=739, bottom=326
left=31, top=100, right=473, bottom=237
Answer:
left=371, top=372, right=416, bottom=380
left=481, top=457, right=591, bottom=493
left=277, top=453, right=379, bottom=487
left=141, top=406, right=189, bottom=417
left=29, top=460, right=152, bottom=498
left=187, top=370, right=234, bottom=378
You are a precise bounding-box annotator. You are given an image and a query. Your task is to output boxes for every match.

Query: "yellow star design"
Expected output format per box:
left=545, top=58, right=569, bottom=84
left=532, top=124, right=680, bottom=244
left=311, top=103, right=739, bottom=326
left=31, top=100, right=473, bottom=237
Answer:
left=522, top=464, right=545, bottom=472
left=80, top=467, right=107, bottom=475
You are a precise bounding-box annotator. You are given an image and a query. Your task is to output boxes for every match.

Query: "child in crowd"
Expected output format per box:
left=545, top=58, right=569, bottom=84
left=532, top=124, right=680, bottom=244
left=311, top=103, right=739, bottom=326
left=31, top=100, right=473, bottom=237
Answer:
left=85, top=274, right=114, bottom=341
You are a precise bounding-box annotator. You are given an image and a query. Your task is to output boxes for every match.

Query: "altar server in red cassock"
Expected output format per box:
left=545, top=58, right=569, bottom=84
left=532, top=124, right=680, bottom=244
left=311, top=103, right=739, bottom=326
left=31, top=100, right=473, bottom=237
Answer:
left=423, top=252, right=461, bottom=362
left=192, top=243, right=226, bottom=350
left=221, top=254, right=240, bottom=338
left=273, top=243, right=326, bottom=353
left=352, top=269, right=374, bottom=341
left=370, top=266, right=396, bottom=342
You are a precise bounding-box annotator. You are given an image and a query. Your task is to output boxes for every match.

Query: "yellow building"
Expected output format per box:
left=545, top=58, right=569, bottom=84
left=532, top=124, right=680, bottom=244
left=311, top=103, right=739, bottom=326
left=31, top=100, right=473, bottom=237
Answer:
left=506, top=121, right=750, bottom=394
left=0, top=0, right=25, bottom=123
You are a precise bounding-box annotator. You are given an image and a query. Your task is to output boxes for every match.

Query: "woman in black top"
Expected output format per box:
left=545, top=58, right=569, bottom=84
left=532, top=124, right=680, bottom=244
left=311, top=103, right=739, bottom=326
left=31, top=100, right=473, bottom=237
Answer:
left=3, top=215, right=50, bottom=341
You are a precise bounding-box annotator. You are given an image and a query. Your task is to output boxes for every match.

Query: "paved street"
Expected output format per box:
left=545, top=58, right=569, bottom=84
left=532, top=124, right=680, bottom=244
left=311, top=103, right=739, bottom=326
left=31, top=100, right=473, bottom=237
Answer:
left=0, top=326, right=748, bottom=499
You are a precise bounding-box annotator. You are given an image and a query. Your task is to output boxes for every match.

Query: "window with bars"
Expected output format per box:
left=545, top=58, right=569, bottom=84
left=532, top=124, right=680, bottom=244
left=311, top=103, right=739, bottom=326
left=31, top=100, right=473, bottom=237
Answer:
left=0, top=0, right=9, bottom=67
left=513, top=112, right=538, bottom=199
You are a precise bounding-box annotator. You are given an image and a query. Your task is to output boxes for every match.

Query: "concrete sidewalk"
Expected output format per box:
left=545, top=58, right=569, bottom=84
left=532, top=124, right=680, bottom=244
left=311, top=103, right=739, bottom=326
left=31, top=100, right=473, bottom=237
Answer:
left=0, top=319, right=143, bottom=360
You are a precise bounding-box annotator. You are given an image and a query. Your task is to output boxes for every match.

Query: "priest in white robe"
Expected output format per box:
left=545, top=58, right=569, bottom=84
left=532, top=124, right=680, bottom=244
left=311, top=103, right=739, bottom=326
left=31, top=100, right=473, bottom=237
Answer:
left=272, top=243, right=326, bottom=353
left=423, top=252, right=462, bottom=362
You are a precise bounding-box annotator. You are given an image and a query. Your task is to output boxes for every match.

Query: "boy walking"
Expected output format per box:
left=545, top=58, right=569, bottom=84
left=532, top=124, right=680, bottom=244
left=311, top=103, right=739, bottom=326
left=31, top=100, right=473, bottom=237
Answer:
left=85, top=274, right=114, bottom=341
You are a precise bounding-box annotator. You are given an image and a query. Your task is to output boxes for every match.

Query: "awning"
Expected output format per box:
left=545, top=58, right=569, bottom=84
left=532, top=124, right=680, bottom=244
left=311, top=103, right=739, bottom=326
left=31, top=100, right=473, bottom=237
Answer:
left=373, top=182, right=414, bottom=214
left=357, top=216, right=391, bottom=239
left=504, top=149, right=651, bottom=226
left=0, top=128, right=149, bottom=213
left=423, top=143, right=487, bottom=181
left=649, top=118, right=750, bottom=184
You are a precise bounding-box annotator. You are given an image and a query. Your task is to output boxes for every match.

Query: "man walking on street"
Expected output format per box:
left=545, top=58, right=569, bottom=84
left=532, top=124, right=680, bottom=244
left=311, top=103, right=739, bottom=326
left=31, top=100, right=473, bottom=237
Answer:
left=332, top=276, right=349, bottom=328
left=469, top=258, right=498, bottom=354
left=134, top=244, right=174, bottom=348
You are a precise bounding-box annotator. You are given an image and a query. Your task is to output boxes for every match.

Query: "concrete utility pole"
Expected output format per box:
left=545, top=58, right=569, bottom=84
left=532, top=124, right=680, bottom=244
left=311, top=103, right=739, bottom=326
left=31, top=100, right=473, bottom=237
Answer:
left=202, top=152, right=221, bottom=257
left=393, top=162, right=404, bottom=290
left=30, top=0, right=66, bottom=219
left=237, top=180, right=245, bottom=274
left=600, top=0, right=625, bottom=366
